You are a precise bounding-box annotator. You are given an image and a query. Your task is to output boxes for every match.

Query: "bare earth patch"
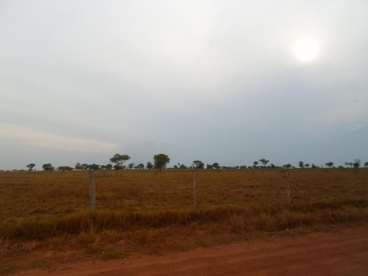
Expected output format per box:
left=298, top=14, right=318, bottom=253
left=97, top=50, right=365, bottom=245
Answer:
left=7, top=224, right=368, bottom=276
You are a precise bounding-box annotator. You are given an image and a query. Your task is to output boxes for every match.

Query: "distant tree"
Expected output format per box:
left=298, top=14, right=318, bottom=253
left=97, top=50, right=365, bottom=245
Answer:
left=58, top=166, right=73, bottom=171
left=135, top=163, right=144, bottom=169
left=211, top=162, right=220, bottom=169
left=364, top=162, right=368, bottom=168
left=75, top=163, right=91, bottom=170
left=82, top=163, right=91, bottom=170
left=146, top=162, right=153, bottom=170
left=325, top=162, right=334, bottom=168
left=101, top=164, right=113, bottom=170
left=193, top=160, right=204, bottom=169
left=75, top=162, right=83, bottom=170
left=305, top=163, right=310, bottom=168
left=298, top=161, right=304, bottom=168
left=128, top=163, right=135, bottom=169
left=87, top=164, right=100, bottom=171
left=42, top=163, right=54, bottom=171
left=259, top=159, right=269, bottom=168
left=253, top=161, right=259, bottom=168
left=283, top=164, right=292, bottom=169
left=110, top=154, right=130, bottom=170
left=175, top=163, right=185, bottom=169
left=353, top=159, right=361, bottom=169
left=154, top=153, right=170, bottom=170
left=26, top=163, right=36, bottom=172
left=345, top=162, right=353, bottom=168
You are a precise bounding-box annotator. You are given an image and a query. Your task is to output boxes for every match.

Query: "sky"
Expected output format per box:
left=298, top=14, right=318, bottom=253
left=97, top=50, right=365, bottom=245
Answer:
left=0, top=0, right=367, bottom=169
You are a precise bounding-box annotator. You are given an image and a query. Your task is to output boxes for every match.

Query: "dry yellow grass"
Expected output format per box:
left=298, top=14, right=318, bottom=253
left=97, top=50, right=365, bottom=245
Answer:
left=0, top=169, right=367, bottom=239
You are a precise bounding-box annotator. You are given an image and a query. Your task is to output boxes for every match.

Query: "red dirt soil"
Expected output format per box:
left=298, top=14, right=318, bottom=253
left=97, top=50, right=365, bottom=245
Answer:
left=19, top=226, right=368, bottom=276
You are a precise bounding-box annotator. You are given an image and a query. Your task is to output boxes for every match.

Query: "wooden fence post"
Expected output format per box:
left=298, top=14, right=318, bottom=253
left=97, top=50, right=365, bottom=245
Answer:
left=287, top=181, right=291, bottom=206
left=286, top=170, right=291, bottom=206
left=89, top=170, right=96, bottom=210
left=192, top=170, right=197, bottom=209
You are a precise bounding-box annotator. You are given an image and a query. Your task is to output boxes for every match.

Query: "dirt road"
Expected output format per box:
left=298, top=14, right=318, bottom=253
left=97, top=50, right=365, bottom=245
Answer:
left=20, top=226, right=368, bottom=276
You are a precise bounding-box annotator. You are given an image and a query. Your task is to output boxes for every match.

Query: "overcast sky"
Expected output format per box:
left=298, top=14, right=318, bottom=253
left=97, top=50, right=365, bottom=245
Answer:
left=1, top=0, right=367, bottom=169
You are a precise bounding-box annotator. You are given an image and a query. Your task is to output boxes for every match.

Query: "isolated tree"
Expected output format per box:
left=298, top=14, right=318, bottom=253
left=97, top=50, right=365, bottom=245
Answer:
left=110, top=154, right=130, bottom=170
left=101, top=164, right=113, bottom=170
left=82, top=163, right=91, bottom=170
left=364, top=162, right=368, bottom=168
left=174, top=163, right=187, bottom=169
left=135, top=163, right=144, bottom=169
left=128, top=163, right=135, bottom=169
left=259, top=159, right=269, bottom=168
left=193, top=160, right=204, bottom=169
left=353, top=159, right=361, bottom=169
left=154, top=153, right=170, bottom=170
left=58, top=166, right=73, bottom=171
left=304, top=163, right=310, bottom=168
left=283, top=164, right=292, bottom=169
left=298, top=161, right=304, bottom=168
left=42, top=163, right=54, bottom=171
left=211, top=162, right=220, bottom=169
left=325, top=162, right=334, bottom=168
left=206, top=163, right=221, bottom=169
left=75, top=163, right=90, bottom=170
left=26, top=163, right=36, bottom=172
left=253, top=161, right=258, bottom=168
left=146, top=162, right=153, bottom=170
left=87, top=164, right=100, bottom=171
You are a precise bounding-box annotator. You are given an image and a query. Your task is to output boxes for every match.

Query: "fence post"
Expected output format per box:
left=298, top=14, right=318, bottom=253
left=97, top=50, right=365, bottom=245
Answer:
left=89, top=170, right=96, bottom=210
left=192, top=170, right=197, bottom=209
left=285, top=170, right=291, bottom=206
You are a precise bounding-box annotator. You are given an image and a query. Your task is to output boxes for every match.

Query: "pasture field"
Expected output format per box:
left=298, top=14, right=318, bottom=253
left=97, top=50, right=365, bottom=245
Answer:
left=0, top=169, right=367, bottom=240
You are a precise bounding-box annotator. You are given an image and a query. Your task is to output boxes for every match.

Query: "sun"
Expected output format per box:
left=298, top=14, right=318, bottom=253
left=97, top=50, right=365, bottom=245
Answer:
left=292, top=38, right=320, bottom=63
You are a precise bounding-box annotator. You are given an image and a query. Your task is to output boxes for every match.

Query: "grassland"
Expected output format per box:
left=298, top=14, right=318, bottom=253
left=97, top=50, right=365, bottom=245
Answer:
left=0, top=169, right=367, bottom=241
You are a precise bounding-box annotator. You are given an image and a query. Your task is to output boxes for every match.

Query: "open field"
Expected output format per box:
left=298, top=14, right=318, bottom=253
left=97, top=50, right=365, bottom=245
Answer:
left=1, top=169, right=368, bottom=274
left=0, top=169, right=367, bottom=240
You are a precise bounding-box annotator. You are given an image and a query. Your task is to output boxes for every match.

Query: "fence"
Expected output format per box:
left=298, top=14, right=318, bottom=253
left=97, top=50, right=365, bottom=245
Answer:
left=0, top=169, right=367, bottom=222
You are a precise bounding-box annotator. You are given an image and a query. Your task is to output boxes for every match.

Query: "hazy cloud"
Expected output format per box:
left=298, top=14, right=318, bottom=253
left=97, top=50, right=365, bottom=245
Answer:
left=0, top=124, right=118, bottom=153
left=0, top=0, right=367, bottom=168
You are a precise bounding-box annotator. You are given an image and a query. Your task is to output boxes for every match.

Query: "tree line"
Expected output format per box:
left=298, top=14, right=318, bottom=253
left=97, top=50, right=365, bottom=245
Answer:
left=23, top=155, right=368, bottom=172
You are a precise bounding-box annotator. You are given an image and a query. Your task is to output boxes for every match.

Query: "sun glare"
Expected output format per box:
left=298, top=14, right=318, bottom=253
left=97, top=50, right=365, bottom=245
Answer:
left=292, top=38, right=320, bottom=63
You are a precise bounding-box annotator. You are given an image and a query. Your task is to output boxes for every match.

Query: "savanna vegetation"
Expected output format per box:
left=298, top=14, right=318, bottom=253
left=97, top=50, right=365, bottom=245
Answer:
left=1, top=167, right=368, bottom=274
left=1, top=169, right=367, bottom=241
